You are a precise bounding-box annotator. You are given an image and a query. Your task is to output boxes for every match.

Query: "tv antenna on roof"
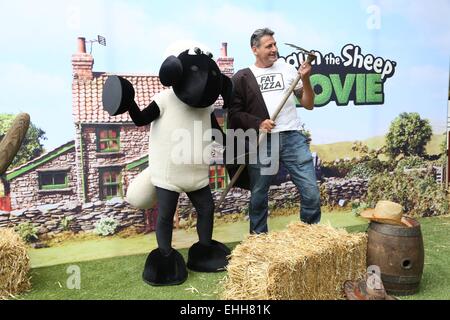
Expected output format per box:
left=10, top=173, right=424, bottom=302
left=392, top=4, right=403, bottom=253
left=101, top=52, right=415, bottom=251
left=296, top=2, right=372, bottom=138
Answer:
left=87, top=35, right=107, bottom=54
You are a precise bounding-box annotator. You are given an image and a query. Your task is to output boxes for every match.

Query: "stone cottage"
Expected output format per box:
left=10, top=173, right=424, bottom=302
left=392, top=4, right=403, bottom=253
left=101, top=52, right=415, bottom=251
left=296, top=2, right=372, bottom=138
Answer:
left=0, top=39, right=375, bottom=236
left=4, top=38, right=235, bottom=211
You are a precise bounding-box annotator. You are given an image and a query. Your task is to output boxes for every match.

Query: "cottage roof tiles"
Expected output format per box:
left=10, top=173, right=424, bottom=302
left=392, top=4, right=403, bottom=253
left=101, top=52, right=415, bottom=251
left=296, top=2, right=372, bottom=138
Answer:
left=72, top=73, right=165, bottom=124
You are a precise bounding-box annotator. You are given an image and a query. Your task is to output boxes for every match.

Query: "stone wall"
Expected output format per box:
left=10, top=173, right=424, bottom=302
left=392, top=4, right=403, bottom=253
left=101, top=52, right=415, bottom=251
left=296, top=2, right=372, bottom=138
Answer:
left=0, top=198, right=145, bottom=236
left=320, top=177, right=369, bottom=206
left=9, top=147, right=78, bottom=210
left=179, top=182, right=300, bottom=219
left=0, top=178, right=370, bottom=237
left=178, top=178, right=369, bottom=218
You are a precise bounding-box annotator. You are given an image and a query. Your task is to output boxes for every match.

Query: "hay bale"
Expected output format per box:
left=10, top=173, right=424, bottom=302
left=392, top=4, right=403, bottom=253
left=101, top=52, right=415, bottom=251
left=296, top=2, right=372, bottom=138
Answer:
left=0, top=228, right=31, bottom=299
left=222, top=222, right=367, bottom=300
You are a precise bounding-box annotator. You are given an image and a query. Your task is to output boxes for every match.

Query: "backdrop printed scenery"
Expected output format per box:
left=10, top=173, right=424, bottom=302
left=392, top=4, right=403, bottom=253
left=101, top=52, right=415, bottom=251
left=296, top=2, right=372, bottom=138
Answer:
left=0, top=0, right=449, bottom=301
left=0, top=0, right=448, bottom=148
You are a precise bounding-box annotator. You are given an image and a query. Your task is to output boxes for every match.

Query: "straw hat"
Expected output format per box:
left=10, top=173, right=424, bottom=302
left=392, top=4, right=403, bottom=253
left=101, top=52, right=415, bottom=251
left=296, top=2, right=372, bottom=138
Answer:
left=360, top=200, right=411, bottom=227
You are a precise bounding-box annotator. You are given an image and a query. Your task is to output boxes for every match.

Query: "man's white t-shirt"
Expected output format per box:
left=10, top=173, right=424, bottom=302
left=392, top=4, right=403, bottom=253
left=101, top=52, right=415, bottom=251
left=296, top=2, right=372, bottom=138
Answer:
left=249, top=59, right=303, bottom=133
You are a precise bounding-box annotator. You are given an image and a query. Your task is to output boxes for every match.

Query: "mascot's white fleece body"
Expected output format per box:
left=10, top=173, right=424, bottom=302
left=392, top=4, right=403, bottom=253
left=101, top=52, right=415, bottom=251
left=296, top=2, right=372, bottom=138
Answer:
left=126, top=89, right=213, bottom=209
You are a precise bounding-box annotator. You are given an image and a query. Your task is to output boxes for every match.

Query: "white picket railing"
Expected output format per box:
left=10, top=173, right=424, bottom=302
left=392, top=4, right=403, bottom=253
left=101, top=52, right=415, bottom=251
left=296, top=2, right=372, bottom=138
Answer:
left=403, top=166, right=445, bottom=185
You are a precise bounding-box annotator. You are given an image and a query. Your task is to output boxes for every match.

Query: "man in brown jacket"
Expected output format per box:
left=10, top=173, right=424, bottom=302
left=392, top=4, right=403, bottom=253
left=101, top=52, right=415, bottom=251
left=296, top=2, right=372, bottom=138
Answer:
left=228, top=28, right=321, bottom=234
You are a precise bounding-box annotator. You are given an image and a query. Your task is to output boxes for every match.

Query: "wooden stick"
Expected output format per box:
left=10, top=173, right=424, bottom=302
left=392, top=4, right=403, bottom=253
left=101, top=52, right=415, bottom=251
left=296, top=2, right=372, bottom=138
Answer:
left=0, top=113, right=30, bottom=175
left=217, top=54, right=316, bottom=209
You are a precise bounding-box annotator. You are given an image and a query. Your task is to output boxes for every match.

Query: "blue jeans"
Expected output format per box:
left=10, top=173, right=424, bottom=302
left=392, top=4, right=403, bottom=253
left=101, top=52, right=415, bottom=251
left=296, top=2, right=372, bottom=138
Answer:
left=247, top=131, right=321, bottom=234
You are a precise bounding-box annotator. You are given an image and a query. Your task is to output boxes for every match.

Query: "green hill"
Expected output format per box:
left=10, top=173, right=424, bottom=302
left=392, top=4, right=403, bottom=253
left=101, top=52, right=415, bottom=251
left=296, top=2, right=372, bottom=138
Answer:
left=311, top=134, right=446, bottom=162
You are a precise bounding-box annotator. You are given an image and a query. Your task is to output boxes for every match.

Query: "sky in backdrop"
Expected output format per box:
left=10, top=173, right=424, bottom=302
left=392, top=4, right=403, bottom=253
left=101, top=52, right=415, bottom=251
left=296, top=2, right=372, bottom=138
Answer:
left=0, top=0, right=449, bottom=150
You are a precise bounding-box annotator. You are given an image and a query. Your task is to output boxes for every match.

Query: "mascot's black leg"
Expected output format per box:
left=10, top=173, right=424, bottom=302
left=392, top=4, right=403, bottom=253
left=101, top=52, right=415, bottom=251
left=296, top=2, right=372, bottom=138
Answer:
left=187, top=185, right=214, bottom=245
left=142, top=187, right=187, bottom=286
left=186, top=185, right=231, bottom=272
left=155, top=187, right=180, bottom=255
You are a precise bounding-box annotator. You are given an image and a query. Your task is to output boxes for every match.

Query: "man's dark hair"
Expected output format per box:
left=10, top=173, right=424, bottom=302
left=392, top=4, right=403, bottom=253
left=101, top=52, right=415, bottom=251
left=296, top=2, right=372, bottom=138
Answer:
left=250, top=28, right=275, bottom=48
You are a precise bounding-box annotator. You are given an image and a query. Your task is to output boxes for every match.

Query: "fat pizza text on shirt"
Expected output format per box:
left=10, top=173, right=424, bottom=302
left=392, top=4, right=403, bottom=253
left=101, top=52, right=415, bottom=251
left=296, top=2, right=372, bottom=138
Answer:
left=257, top=73, right=285, bottom=93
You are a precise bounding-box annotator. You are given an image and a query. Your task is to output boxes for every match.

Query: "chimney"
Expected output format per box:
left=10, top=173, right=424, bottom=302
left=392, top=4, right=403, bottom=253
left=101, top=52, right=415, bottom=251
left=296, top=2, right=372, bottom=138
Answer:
left=72, top=37, right=94, bottom=81
left=217, top=42, right=234, bottom=78
left=220, top=42, right=228, bottom=57
left=77, top=37, right=87, bottom=54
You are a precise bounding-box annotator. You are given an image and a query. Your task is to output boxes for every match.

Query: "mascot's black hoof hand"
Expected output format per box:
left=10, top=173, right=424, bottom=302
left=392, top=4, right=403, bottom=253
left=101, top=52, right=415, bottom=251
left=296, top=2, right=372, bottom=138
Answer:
left=187, top=240, right=231, bottom=273
left=102, top=75, right=135, bottom=116
left=142, top=248, right=188, bottom=286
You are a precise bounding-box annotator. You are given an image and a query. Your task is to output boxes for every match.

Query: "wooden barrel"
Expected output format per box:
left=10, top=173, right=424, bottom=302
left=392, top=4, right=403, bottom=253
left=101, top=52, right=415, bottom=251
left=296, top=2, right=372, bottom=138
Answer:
left=366, top=217, right=424, bottom=296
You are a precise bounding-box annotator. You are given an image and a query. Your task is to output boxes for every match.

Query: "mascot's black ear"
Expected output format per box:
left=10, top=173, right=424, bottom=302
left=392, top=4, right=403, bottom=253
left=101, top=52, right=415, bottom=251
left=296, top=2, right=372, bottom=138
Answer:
left=220, top=74, right=234, bottom=109
left=159, top=55, right=183, bottom=87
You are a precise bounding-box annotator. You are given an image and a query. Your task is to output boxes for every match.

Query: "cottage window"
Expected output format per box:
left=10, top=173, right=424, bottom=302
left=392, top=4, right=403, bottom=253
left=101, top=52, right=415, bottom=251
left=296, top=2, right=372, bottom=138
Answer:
left=97, top=127, right=120, bottom=152
left=100, top=169, right=122, bottom=200
left=214, top=109, right=227, bottom=131
left=39, top=171, right=69, bottom=190
left=209, top=165, right=227, bottom=190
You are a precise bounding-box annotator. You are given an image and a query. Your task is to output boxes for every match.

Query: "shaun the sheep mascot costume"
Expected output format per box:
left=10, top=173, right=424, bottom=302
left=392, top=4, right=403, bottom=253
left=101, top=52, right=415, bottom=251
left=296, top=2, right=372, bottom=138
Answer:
left=102, top=46, right=233, bottom=286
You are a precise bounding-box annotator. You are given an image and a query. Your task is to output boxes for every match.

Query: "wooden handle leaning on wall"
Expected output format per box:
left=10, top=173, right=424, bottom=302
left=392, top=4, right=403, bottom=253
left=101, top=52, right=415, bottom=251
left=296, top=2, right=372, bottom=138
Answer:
left=0, top=113, right=30, bottom=176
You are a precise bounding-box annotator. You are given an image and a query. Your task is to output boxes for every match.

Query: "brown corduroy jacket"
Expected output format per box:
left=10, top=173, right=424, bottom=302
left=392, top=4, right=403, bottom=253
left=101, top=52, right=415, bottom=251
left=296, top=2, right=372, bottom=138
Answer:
left=228, top=68, right=271, bottom=131
left=224, top=68, right=273, bottom=190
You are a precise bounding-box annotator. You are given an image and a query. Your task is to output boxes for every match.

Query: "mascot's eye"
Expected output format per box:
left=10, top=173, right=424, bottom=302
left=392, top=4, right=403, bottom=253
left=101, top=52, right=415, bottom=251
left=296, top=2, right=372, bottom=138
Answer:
left=190, top=65, right=199, bottom=72
left=211, top=70, right=218, bottom=76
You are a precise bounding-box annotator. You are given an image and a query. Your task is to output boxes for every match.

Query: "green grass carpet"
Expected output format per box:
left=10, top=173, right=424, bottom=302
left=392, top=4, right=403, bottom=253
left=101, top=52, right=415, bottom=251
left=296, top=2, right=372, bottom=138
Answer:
left=22, top=245, right=238, bottom=300
left=19, top=214, right=450, bottom=300
left=401, top=216, right=450, bottom=300
left=28, top=210, right=367, bottom=268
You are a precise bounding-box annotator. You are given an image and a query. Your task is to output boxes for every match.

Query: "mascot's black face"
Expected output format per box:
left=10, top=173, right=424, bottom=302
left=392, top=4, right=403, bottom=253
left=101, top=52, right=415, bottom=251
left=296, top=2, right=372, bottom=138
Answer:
left=159, top=48, right=233, bottom=108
